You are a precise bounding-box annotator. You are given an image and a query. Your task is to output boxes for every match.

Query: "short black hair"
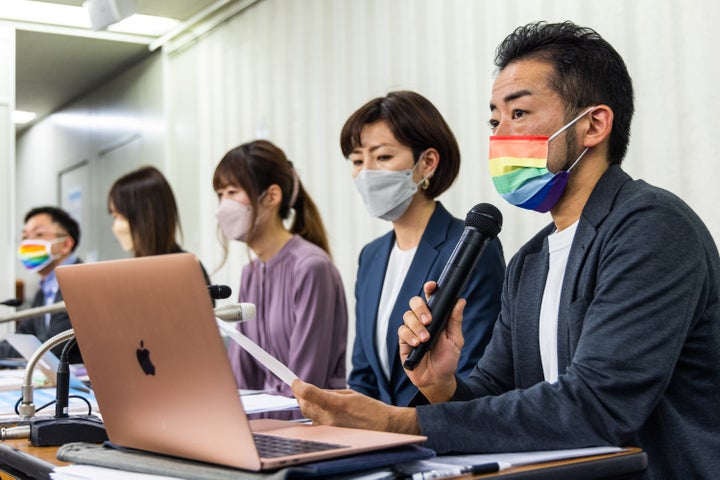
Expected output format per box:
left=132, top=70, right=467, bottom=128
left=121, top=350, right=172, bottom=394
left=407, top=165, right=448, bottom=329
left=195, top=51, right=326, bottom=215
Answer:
left=340, top=90, right=461, bottom=198
left=24, top=206, right=80, bottom=252
left=495, top=21, right=634, bottom=165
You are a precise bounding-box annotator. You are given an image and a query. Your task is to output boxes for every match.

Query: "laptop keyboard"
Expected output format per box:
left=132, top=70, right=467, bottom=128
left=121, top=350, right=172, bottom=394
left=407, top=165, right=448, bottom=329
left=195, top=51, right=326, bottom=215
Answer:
left=253, top=433, right=348, bottom=458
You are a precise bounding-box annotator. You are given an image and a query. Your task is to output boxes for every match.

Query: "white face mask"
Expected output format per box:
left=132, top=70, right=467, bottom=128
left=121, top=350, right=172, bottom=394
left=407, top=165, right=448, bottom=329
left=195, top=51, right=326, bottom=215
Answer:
left=215, top=197, right=255, bottom=242
left=111, top=217, right=134, bottom=252
left=353, top=157, right=433, bottom=221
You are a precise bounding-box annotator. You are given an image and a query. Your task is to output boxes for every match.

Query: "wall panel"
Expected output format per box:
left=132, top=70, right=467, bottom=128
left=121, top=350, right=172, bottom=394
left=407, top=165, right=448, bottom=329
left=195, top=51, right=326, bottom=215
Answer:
left=0, top=25, right=15, bottom=336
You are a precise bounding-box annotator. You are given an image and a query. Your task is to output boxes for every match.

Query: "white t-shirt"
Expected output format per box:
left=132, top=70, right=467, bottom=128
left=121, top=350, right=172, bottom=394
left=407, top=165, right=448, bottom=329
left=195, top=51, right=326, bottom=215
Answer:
left=375, top=243, right=417, bottom=380
left=539, top=220, right=579, bottom=383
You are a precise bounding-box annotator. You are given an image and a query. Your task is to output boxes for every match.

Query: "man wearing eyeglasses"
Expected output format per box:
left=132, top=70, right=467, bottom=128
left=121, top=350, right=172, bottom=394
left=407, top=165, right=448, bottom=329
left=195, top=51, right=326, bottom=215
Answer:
left=0, top=206, right=82, bottom=361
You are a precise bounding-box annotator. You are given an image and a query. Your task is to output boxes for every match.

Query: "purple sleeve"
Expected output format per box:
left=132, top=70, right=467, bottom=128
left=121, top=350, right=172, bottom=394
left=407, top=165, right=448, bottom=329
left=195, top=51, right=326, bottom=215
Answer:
left=286, top=254, right=348, bottom=391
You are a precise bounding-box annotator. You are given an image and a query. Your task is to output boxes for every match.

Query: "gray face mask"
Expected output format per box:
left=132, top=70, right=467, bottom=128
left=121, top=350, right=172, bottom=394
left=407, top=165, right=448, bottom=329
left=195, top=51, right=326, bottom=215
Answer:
left=352, top=158, right=432, bottom=221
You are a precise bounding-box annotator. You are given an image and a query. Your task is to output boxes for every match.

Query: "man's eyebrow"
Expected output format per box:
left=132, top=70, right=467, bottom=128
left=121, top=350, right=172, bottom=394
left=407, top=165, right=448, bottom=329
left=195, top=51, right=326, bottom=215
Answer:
left=490, top=89, right=533, bottom=111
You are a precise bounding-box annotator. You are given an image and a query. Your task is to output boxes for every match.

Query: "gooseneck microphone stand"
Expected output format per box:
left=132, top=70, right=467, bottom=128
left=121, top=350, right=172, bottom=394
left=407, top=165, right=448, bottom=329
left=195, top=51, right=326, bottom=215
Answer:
left=28, top=333, right=107, bottom=446
left=1, top=329, right=107, bottom=446
left=19, top=329, right=75, bottom=420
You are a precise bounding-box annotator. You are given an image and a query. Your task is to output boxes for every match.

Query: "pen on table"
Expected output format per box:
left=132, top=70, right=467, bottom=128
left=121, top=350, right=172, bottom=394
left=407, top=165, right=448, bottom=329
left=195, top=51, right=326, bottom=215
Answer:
left=411, top=461, right=511, bottom=479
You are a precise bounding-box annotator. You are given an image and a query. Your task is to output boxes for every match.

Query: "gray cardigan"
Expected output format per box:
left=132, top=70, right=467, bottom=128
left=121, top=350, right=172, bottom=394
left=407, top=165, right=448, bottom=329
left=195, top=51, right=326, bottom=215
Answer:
left=415, top=165, right=720, bottom=479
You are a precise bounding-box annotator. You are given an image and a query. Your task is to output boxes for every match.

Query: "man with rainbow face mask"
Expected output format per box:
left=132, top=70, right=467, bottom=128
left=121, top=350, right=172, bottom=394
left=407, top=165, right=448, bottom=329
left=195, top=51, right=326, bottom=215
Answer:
left=292, top=21, right=720, bottom=479
left=0, top=206, right=83, bottom=362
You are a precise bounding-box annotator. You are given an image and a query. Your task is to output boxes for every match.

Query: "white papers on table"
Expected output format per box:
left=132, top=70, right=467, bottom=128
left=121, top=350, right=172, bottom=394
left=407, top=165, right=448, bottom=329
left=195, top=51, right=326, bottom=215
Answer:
left=0, top=369, right=31, bottom=390
left=51, top=464, right=183, bottom=480
left=240, top=392, right=299, bottom=414
left=0, top=385, right=98, bottom=420
left=438, top=445, right=623, bottom=466
left=397, top=446, right=624, bottom=473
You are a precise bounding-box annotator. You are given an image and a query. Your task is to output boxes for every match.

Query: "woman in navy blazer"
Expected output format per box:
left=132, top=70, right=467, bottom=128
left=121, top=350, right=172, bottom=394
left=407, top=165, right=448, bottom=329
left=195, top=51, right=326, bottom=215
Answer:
left=343, top=91, right=506, bottom=406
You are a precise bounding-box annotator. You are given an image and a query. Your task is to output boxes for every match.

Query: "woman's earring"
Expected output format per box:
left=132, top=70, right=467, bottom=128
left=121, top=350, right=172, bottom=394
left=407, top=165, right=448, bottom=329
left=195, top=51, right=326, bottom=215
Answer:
left=421, top=178, right=430, bottom=190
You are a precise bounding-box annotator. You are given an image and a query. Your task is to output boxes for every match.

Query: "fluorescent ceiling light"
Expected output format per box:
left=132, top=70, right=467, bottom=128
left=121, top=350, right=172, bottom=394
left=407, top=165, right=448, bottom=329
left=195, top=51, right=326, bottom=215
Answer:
left=0, top=1, right=86, bottom=28
left=51, top=112, right=163, bottom=134
left=0, top=0, right=179, bottom=37
left=109, top=14, right=179, bottom=37
left=12, top=110, right=37, bottom=124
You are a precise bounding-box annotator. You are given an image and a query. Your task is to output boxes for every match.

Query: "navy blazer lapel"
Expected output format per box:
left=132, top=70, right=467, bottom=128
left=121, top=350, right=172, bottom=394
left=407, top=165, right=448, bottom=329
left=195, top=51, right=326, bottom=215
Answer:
left=557, top=222, right=594, bottom=373
left=363, top=233, right=394, bottom=378
left=557, top=165, right=631, bottom=373
left=385, top=238, right=441, bottom=377
left=515, top=242, right=549, bottom=387
left=366, top=236, right=393, bottom=320
left=386, top=204, right=452, bottom=381
left=28, top=287, right=48, bottom=338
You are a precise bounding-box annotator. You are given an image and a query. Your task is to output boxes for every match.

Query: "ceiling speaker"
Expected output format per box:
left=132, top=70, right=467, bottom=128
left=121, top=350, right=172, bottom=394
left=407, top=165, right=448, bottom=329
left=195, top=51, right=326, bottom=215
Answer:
left=84, top=0, right=137, bottom=31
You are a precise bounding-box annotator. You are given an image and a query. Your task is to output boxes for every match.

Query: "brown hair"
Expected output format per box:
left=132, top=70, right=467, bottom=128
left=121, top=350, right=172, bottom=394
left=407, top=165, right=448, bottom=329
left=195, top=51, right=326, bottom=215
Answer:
left=108, top=166, right=182, bottom=257
left=213, top=140, right=330, bottom=256
left=340, top=90, right=460, bottom=198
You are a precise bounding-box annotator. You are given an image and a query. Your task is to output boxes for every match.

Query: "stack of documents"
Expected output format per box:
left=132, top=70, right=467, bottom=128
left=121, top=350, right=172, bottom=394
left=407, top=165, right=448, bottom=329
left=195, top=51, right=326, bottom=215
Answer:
left=239, top=391, right=299, bottom=414
left=390, top=446, right=624, bottom=479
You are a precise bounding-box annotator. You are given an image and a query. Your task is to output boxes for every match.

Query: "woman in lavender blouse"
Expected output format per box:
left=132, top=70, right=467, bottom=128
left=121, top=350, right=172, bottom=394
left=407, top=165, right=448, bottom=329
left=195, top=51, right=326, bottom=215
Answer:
left=213, top=140, right=348, bottom=397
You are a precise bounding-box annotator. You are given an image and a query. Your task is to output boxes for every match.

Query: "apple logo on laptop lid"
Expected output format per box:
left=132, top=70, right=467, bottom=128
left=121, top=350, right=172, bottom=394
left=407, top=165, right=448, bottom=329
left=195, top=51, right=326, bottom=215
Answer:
left=136, top=340, right=156, bottom=375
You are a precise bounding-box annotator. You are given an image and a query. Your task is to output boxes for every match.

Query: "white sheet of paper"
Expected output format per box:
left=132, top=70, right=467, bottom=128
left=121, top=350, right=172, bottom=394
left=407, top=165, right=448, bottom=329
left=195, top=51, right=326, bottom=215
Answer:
left=240, top=393, right=299, bottom=413
left=216, top=319, right=299, bottom=387
left=398, top=446, right=625, bottom=473
left=51, top=464, right=183, bottom=480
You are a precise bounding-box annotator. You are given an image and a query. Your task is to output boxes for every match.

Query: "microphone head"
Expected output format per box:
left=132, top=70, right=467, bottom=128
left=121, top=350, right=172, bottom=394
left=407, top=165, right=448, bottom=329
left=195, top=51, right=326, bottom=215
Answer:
left=239, top=303, right=256, bottom=321
left=214, top=303, right=256, bottom=322
left=0, top=298, right=22, bottom=307
left=465, top=203, right=502, bottom=238
left=208, top=284, right=232, bottom=300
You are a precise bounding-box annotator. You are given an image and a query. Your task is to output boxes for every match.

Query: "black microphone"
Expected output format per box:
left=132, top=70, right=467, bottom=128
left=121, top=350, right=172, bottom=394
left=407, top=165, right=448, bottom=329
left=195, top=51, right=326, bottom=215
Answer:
left=0, top=298, right=22, bottom=307
left=208, top=284, right=232, bottom=300
left=403, top=203, right=502, bottom=371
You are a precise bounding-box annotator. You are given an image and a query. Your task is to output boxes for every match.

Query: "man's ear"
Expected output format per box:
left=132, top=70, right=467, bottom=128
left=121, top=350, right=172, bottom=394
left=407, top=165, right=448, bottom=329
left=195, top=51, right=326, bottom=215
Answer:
left=58, top=236, right=75, bottom=256
left=584, top=105, right=613, bottom=148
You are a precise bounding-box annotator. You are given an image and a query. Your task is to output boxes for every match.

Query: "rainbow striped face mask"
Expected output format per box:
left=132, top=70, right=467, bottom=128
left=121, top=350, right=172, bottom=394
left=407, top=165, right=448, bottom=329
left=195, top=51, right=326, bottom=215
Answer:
left=489, top=107, right=595, bottom=213
left=17, top=238, right=65, bottom=272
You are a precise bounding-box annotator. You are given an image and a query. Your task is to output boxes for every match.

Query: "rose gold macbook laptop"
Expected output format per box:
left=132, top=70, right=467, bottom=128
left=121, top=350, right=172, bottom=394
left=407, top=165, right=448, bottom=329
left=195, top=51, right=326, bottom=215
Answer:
left=56, top=253, right=425, bottom=471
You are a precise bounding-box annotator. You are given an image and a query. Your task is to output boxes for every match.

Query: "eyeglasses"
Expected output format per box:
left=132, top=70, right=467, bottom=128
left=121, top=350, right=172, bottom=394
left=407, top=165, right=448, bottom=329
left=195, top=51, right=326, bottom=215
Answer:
left=19, top=232, right=68, bottom=242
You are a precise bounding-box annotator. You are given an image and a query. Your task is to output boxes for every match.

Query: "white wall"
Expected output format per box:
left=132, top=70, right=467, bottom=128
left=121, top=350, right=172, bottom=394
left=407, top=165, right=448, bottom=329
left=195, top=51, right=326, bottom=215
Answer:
left=14, top=53, right=165, bottom=294
left=14, top=0, right=720, bottom=365
left=0, top=26, right=16, bottom=337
